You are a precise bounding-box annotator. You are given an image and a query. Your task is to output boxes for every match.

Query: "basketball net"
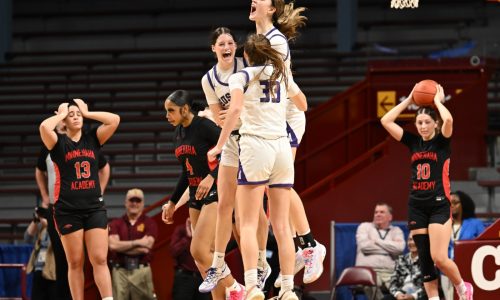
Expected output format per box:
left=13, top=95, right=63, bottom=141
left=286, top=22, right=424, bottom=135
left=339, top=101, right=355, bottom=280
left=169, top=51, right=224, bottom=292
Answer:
left=390, top=0, right=419, bottom=9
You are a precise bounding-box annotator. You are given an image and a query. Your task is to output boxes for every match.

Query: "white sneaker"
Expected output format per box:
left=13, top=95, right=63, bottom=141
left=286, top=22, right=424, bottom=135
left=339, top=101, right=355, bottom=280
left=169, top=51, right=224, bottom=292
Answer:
left=302, top=242, right=326, bottom=284
left=257, top=263, right=272, bottom=289
left=274, top=248, right=305, bottom=288
left=245, top=286, right=265, bottom=300
left=199, top=263, right=231, bottom=293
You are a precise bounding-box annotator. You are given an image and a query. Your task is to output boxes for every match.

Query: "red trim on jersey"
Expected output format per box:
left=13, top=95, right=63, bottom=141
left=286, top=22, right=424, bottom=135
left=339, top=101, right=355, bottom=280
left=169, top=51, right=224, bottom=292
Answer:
left=442, top=158, right=451, bottom=201
left=207, top=147, right=219, bottom=171
left=52, top=206, right=61, bottom=236
left=53, top=162, right=61, bottom=203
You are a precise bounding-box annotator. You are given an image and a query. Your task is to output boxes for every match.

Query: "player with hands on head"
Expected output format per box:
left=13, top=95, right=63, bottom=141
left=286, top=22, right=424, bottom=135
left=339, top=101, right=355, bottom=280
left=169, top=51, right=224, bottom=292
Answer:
left=39, top=99, right=119, bottom=300
left=380, top=84, right=474, bottom=300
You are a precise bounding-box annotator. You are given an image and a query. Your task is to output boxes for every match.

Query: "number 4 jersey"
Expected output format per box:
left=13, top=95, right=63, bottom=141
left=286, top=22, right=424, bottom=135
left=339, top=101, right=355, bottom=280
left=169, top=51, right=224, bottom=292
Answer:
left=50, top=128, right=103, bottom=211
left=400, top=131, right=451, bottom=202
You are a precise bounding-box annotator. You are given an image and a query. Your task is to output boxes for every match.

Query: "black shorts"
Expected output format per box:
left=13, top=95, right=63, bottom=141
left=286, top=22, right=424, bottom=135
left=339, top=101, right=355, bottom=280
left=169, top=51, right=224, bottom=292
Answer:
left=408, top=198, right=451, bottom=230
left=54, top=208, right=108, bottom=235
left=188, top=187, right=218, bottom=211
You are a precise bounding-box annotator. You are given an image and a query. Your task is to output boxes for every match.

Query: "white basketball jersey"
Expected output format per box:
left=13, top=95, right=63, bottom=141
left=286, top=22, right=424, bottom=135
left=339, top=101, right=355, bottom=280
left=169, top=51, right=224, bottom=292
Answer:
left=228, top=65, right=289, bottom=139
left=264, top=27, right=302, bottom=116
left=201, top=57, right=247, bottom=109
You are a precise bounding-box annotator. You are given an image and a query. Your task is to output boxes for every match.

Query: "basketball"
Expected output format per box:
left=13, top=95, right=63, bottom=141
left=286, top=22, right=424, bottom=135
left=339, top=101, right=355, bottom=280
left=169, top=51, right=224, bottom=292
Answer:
left=413, top=79, right=438, bottom=106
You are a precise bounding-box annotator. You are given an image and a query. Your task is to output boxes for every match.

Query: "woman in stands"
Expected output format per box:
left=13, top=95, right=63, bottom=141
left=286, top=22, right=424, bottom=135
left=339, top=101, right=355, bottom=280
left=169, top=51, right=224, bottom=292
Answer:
left=380, top=84, right=473, bottom=300
left=208, top=33, right=307, bottom=300
left=160, top=90, right=243, bottom=300
left=198, top=27, right=271, bottom=296
left=39, top=99, right=119, bottom=300
left=250, top=0, right=326, bottom=286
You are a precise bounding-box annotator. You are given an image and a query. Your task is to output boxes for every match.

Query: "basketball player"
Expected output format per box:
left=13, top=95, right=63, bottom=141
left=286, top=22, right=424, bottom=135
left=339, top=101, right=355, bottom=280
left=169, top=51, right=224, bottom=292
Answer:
left=199, top=27, right=272, bottom=295
left=161, top=90, right=244, bottom=300
left=39, top=99, right=119, bottom=300
left=249, top=0, right=326, bottom=285
left=208, top=33, right=307, bottom=300
left=380, top=84, right=473, bottom=300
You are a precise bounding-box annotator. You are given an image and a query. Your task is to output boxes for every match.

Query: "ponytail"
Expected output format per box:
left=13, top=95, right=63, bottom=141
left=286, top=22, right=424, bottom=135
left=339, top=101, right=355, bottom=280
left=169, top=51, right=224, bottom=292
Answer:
left=244, top=34, right=287, bottom=98
left=272, top=0, right=307, bottom=41
left=166, top=89, right=205, bottom=114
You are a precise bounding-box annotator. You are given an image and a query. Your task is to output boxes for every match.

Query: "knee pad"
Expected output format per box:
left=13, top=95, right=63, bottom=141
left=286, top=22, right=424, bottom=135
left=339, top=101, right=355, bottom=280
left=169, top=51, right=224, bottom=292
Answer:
left=413, top=234, right=438, bottom=282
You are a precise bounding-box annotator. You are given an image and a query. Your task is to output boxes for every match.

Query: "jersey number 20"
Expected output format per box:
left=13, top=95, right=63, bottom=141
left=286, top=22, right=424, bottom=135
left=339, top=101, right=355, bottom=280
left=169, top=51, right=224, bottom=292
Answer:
left=260, top=80, right=281, bottom=103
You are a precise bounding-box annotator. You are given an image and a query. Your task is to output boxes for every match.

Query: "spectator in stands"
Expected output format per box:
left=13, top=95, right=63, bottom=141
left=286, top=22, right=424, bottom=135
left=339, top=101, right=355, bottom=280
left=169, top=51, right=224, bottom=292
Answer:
left=108, top=188, right=158, bottom=300
left=441, top=191, right=485, bottom=300
left=384, top=233, right=427, bottom=300
left=39, top=99, right=119, bottom=300
left=169, top=217, right=209, bottom=300
left=35, top=121, right=110, bottom=300
left=355, top=203, right=405, bottom=299
left=25, top=206, right=57, bottom=300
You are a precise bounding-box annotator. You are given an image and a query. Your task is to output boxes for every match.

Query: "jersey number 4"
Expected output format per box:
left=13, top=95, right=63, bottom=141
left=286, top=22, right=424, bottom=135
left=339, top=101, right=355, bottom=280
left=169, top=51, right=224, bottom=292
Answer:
left=74, top=161, right=91, bottom=179
left=416, top=163, right=431, bottom=180
left=260, top=80, right=281, bottom=103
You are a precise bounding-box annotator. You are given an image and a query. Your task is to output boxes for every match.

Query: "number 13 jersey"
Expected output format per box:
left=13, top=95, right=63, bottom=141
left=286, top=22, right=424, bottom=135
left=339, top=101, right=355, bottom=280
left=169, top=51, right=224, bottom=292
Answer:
left=50, top=128, right=103, bottom=211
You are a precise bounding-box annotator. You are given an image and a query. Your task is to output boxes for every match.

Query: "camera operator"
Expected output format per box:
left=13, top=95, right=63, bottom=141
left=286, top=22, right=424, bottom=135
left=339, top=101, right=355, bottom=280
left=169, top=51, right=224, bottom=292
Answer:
left=24, top=206, right=57, bottom=300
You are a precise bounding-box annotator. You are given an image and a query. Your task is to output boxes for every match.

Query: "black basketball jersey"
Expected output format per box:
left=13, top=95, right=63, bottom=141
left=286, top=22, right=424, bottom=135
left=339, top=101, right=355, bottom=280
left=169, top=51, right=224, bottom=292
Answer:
left=50, top=128, right=103, bottom=211
left=170, top=116, right=221, bottom=204
left=400, top=130, right=451, bottom=203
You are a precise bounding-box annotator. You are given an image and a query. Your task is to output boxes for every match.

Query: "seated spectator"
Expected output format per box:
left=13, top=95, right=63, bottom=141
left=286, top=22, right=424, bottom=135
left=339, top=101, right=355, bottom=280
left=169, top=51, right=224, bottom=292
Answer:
left=109, top=188, right=158, bottom=300
left=441, top=190, right=485, bottom=300
left=169, top=217, right=209, bottom=300
left=25, top=206, right=57, bottom=300
left=356, top=203, right=405, bottom=299
left=383, top=233, right=427, bottom=300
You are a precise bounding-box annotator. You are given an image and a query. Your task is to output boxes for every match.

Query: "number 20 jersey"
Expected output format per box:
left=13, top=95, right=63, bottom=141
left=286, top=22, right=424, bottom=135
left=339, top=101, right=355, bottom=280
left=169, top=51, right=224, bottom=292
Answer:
left=50, top=128, right=103, bottom=211
left=400, top=131, right=451, bottom=202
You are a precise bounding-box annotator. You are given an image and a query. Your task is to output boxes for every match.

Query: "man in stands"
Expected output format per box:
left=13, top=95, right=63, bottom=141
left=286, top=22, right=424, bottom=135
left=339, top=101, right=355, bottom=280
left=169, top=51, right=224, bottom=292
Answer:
left=355, top=203, right=405, bottom=299
left=108, top=188, right=158, bottom=300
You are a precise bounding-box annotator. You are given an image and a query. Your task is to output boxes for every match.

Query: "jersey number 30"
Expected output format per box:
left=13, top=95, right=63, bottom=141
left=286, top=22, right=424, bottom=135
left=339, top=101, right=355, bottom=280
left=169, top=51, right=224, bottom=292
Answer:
left=260, top=80, right=281, bottom=103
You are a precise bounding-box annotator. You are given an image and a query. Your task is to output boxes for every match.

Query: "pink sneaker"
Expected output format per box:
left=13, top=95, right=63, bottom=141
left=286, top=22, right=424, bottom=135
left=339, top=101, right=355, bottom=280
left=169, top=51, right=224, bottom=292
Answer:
left=225, top=283, right=245, bottom=300
left=459, top=282, right=474, bottom=300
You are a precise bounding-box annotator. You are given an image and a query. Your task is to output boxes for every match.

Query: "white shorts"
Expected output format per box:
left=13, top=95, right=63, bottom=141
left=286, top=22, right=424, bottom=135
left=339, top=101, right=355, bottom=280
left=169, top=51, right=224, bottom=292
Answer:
left=237, top=135, right=294, bottom=187
left=286, top=109, right=306, bottom=148
left=220, top=133, right=240, bottom=168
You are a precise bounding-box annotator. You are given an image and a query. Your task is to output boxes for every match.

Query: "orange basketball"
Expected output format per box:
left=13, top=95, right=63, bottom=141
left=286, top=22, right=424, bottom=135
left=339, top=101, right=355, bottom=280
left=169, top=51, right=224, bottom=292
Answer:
left=413, top=79, right=438, bottom=106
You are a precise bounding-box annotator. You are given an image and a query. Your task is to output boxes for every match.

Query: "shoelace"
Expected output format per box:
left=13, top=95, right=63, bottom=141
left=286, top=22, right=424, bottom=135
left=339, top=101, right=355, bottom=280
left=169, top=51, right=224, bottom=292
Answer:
left=204, top=267, right=220, bottom=284
left=302, top=249, right=315, bottom=274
